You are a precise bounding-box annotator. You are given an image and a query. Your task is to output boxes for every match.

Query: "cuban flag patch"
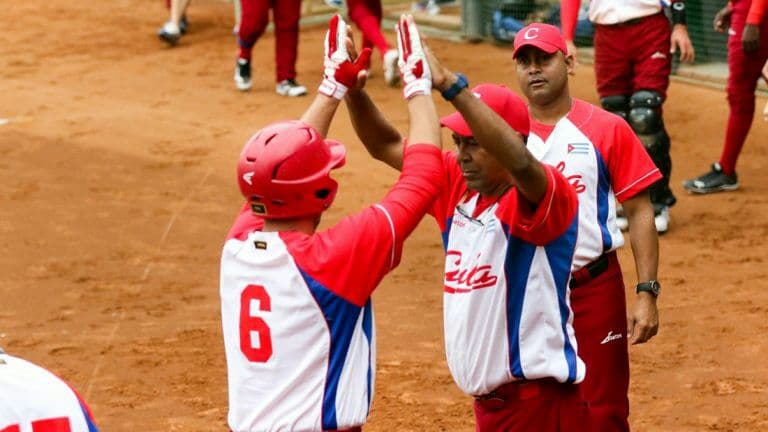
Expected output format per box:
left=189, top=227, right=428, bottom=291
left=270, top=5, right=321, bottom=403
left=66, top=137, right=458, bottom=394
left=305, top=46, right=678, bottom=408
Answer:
left=567, top=142, right=590, bottom=155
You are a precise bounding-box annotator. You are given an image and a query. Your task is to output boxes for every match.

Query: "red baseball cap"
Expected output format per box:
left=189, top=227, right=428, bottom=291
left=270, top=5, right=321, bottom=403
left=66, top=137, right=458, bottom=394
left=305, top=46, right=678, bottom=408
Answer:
left=440, top=84, right=530, bottom=137
left=512, top=23, right=567, bottom=58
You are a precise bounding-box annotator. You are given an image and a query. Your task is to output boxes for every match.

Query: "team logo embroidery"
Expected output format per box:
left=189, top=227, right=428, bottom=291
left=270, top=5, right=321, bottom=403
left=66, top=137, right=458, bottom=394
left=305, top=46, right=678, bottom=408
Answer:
left=651, top=51, right=667, bottom=60
left=242, top=171, right=255, bottom=185
left=555, top=161, right=586, bottom=193
left=567, top=142, right=590, bottom=154
left=600, top=331, right=623, bottom=344
left=524, top=27, right=540, bottom=40
left=444, top=250, right=499, bottom=293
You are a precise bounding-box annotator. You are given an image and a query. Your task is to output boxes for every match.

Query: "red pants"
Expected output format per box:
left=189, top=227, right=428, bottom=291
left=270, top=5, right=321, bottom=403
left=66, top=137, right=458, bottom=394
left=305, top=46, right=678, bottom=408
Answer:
left=473, top=379, right=587, bottom=431
left=719, top=0, right=768, bottom=174
left=593, top=13, right=672, bottom=99
left=570, top=253, right=630, bottom=432
left=238, top=0, right=301, bottom=82
left=347, top=0, right=391, bottom=57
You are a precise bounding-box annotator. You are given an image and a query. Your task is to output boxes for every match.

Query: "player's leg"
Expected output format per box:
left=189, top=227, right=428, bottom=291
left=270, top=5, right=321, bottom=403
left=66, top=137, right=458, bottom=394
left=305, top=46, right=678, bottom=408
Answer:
left=685, top=5, right=768, bottom=193
left=474, top=382, right=584, bottom=431
left=593, top=25, right=632, bottom=231
left=628, top=13, right=674, bottom=233
left=570, top=256, right=630, bottom=432
left=273, top=0, right=306, bottom=96
left=234, top=0, right=270, bottom=91
left=347, top=0, right=399, bottom=86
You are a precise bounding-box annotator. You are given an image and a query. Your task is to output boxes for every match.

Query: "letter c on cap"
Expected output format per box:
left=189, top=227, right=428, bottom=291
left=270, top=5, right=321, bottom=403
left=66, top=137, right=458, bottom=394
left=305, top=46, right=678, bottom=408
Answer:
left=524, top=28, right=539, bottom=40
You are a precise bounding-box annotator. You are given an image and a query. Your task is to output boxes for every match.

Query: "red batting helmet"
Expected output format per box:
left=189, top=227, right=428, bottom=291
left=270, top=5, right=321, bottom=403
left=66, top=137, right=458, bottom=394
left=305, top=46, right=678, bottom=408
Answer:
left=237, top=120, right=346, bottom=219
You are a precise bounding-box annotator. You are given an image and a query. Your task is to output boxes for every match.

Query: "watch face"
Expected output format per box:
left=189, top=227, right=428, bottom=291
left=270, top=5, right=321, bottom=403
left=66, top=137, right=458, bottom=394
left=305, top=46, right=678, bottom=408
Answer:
left=651, top=281, right=661, bottom=295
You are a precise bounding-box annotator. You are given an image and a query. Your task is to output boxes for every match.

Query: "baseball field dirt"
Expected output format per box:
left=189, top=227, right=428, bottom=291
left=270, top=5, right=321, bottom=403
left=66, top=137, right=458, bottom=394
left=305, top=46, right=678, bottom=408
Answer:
left=1, top=0, right=767, bottom=430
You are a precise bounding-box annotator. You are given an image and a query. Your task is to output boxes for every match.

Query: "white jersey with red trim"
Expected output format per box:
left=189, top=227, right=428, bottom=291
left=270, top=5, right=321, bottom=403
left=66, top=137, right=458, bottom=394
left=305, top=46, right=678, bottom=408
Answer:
left=220, top=141, right=444, bottom=432
left=431, top=153, right=584, bottom=396
left=527, top=98, right=662, bottom=270
left=587, top=0, right=669, bottom=25
left=0, top=350, right=99, bottom=432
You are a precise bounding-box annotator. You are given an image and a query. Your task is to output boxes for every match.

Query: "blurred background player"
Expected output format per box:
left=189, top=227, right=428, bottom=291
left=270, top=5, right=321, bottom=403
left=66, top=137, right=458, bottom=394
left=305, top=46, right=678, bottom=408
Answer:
left=234, top=0, right=306, bottom=96
left=157, top=0, right=191, bottom=46
left=512, top=23, right=662, bottom=432
left=347, top=0, right=401, bottom=86
left=0, top=348, right=99, bottom=432
left=683, top=0, right=768, bottom=193
left=219, top=14, right=443, bottom=431
left=346, top=19, right=586, bottom=430
left=561, top=0, right=695, bottom=233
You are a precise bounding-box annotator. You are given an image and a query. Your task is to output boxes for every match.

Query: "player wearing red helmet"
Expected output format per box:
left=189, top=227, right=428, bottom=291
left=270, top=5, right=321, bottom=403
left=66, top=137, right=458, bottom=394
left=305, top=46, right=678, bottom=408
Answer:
left=220, top=15, right=443, bottom=431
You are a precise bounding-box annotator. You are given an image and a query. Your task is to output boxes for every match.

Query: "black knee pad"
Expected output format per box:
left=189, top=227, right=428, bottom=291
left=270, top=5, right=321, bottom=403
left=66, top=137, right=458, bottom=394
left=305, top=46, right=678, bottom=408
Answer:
left=628, top=91, right=675, bottom=206
left=600, top=95, right=630, bottom=120
left=628, top=90, right=664, bottom=135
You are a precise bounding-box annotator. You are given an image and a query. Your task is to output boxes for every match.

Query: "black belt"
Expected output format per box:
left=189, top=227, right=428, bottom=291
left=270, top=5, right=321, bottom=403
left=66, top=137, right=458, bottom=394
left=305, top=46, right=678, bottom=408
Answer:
left=569, top=252, right=614, bottom=288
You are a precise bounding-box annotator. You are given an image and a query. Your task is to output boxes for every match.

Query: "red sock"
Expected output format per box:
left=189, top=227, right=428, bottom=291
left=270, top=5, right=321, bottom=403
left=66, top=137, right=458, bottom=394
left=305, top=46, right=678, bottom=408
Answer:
left=719, top=103, right=755, bottom=176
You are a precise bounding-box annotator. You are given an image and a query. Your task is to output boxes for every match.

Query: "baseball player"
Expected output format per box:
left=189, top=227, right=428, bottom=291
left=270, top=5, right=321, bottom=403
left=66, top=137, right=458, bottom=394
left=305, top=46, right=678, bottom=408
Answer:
left=234, top=0, right=307, bottom=96
left=684, top=0, right=768, bottom=193
left=561, top=0, right=695, bottom=233
left=347, top=0, right=400, bottom=86
left=0, top=348, right=99, bottom=432
left=512, top=23, right=662, bottom=432
left=220, top=15, right=443, bottom=431
left=346, top=22, right=586, bottom=431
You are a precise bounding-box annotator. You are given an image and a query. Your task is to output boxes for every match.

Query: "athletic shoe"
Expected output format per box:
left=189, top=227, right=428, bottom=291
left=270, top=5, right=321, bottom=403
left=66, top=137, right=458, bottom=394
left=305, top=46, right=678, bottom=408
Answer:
left=615, top=204, right=629, bottom=232
left=412, top=0, right=440, bottom=15
left=234, top=58, right=252, bottom=91
left=179, top=15, right=189, bottom=34
left=158, top=22, right=181, bottom=46
left=383, top=49, right=400, bottom=87
left=654, top=205, right=670, bottom=234
left=276, top=79, right=308, bottom=97
left=682, top=162, right=739, bottom=194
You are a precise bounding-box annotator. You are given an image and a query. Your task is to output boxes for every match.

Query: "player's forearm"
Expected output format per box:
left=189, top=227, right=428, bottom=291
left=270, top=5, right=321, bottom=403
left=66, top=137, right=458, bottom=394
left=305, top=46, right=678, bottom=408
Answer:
left=406, top=94, right=441, bottom=153
left=345, top=89, right=404, bottom=169
left=449, top=87, right=547, bottom=203
left=300, top=93, right=342, bottom=137
left=624, top=193, right=659, bottom=283
left=560, top=0, right=581, bottom=41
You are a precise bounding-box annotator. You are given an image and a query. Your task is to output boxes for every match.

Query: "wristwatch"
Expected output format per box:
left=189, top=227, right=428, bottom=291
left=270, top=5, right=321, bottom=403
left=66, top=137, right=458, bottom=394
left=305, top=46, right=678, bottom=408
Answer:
left=441, top=73, right=469, bottom=101
left=636, top=280, right=661, bottom=297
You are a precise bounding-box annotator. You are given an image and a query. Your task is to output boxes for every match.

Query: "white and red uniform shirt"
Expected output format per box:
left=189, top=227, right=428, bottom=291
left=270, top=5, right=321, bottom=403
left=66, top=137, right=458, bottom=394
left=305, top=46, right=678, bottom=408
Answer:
left=0, top=350, right=98, bottom=432
left=220, top=144, right=442, bottom=432
left=527, top=98, right=662, bottom=270
left=430, top=152, right=583, bottom=396
left=561, top=0, right=672, bottom=30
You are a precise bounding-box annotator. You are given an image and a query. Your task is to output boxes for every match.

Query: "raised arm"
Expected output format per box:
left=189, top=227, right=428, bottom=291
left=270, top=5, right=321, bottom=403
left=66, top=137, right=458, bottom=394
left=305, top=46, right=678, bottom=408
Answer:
left=303, top=14, right=371, bottom=137
left=559, top=0, right=581, bottom=63
left=424, top=46, right=547, bottom=204
left=345, top=88, right=405, bottom=170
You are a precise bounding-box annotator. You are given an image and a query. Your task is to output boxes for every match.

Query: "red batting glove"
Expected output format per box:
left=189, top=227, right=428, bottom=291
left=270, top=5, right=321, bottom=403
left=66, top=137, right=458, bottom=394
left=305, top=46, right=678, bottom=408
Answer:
left=396, top=15, right=432, bottom=99
left=319, top=14, right=372, bottom=100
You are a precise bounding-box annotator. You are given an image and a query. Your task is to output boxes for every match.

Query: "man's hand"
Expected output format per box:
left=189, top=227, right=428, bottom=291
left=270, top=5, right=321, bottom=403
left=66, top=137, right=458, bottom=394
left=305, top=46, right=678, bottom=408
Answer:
left=670, top=24, right=695, bottom=63
left=742, top=24, right=760, bottom=53
left=319, top=14, right=372, bottom=100
left=627, top=293, right=659, bottom=345
left=713, top=5, right=733, bottom=33
left=396, top=14, right=432, bottom=99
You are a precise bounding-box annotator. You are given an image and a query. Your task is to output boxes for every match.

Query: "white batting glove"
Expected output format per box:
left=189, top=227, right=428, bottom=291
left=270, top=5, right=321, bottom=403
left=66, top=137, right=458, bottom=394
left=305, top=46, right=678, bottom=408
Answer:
left=396, top=14, right=432, bottom=99
left=319, top=14, right=371, bottom=100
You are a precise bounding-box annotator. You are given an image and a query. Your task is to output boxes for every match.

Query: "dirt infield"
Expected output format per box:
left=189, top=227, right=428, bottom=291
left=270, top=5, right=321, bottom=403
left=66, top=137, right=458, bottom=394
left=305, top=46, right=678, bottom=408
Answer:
left=1, top=1, right=767, bottom=430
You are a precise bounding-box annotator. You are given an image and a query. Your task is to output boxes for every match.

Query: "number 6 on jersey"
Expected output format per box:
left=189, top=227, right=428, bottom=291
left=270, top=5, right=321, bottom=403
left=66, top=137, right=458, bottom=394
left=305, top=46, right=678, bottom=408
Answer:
left=239, top=284, right=273, bottom=362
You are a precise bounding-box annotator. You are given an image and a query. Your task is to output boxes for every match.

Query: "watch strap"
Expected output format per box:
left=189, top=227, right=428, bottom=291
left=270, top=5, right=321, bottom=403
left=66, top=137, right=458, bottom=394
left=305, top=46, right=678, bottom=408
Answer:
left=441, top=73, right=469, bottom=101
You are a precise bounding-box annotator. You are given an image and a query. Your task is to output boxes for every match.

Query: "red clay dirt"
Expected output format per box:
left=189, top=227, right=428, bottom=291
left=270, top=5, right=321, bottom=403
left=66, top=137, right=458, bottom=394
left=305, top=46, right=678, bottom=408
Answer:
left=0, top=1, right=766, bottom=431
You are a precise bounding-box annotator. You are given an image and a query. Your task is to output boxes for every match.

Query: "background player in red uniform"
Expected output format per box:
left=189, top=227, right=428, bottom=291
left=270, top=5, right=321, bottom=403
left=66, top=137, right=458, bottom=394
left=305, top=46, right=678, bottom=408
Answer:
left=684, top=0, right=768, bottom=193
left=561, top=0, right=695, bottom=233
left=346, top=21, right=586, bottom=431
left=234, top=0, right=307, bottom=96
left=512, top=23, right=663, bottom=432
left=346, top=0, right=400, bottom=86
left=1, top=348, right=99, bottom=432
left=220, top=14, right=444, bottom=431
